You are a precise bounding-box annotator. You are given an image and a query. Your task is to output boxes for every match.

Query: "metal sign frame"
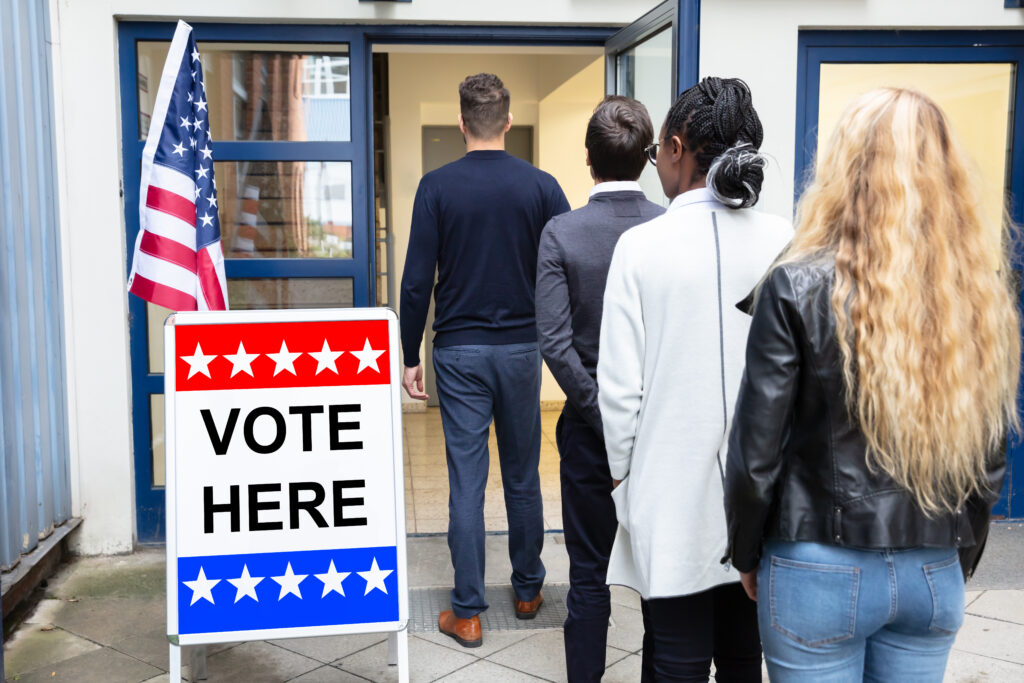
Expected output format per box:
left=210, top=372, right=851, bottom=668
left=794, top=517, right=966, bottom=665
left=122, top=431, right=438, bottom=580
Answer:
left=163, top=307, right=408, bottom=677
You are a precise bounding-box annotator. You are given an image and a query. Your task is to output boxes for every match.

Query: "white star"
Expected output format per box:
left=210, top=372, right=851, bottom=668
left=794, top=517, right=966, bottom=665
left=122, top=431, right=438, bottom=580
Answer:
left=191, top=47, right=200, bottom=62
left=195, top=166, right=209, bottom=180
left=189, top=136, right=196, bottom=149
left=187, top=91, right=193, bottom=103
left=171, top=141, right=186, bottom=157
left=358, top=557, right=393, bottom=596
left=224, top=342, right=258, bottom=377
left=183, top=566, right=220, bottom=606
left=201, top=80, right=206, bottom=93
left=310, top=340, right=343, bottom=375
left=227, top=564, right=263, bottom=603
left=207, top=194, right=218, bottom=208
left=267, top=341, right=301, bottom=376
left=195, top=97, right=208, bottom=113
left=179, top=115, right=190, bottom=129
left=351, top=338, right=385, bottom=374
left=194, top=186, right=203, bottom=200
left=200, top=145, right=213, bottom=160
left=199, top=213, right=214, bottom=228
left=191, top=70, right=196, bottom=80
left=181, top=343, right=216, bottom=379
left=271, top=562, right=307, bottom=600
left=194, top=119, right=204, bottom=132
left=315, top=560, right=351, bottom=598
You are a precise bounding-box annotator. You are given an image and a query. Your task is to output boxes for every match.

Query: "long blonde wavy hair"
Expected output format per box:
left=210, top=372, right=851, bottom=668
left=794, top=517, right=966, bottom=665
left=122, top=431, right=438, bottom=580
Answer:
left=781, top=87, right=1020, bottom=514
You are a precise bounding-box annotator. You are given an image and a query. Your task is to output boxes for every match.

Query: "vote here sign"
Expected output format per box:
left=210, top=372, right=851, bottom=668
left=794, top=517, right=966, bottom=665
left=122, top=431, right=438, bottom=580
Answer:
left=164, top=309, right=407, bottom=645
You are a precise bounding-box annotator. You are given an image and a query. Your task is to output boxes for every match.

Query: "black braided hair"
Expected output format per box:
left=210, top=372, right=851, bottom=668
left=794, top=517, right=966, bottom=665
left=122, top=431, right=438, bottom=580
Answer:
left=664, top=77, right=766, bottom=208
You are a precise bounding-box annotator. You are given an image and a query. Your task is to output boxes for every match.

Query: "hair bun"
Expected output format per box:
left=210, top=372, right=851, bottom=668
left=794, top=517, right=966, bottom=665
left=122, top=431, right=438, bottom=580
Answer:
left=706, top=143, right=766, bottom=208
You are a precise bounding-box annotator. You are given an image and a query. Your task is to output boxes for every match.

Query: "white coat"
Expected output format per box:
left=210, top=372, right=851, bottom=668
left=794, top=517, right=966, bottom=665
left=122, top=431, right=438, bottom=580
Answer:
left=598, top=187, right=793, bottom=599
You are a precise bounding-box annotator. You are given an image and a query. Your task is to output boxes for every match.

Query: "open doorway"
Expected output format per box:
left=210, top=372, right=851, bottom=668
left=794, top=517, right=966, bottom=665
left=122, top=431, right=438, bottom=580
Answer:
left=371, top=44, right=611, bottom=533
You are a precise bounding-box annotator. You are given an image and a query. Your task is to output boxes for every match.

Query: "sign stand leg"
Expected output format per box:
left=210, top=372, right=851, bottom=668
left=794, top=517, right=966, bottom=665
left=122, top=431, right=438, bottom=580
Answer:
left=387, top=629, right=409, bottom=683
left=189, top=645, right=208, bottom=680
left=169, top=643, right=181, bottom=682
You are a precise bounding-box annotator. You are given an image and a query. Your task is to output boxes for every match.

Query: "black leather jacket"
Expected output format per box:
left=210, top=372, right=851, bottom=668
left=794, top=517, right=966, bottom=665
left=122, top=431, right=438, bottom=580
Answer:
left=724, top=258, right=1006, bottom=579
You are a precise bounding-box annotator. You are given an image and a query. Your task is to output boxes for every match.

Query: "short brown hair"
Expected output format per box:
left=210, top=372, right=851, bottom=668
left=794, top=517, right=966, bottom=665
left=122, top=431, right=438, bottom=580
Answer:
left=585, top=96, right=654, bottom=181
left=459, top=73, right=511, bottom=140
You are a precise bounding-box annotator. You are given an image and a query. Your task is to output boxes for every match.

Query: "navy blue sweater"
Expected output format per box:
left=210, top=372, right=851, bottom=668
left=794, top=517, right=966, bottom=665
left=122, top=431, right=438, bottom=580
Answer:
left=400, top=150, right=570, bottom=367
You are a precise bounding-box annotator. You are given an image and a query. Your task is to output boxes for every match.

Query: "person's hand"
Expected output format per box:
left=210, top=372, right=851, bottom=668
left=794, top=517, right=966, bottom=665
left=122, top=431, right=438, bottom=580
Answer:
left=402, top=364, right=428, bottom=400
left=740, top=569, right=758, bottom=602
left=612, top=479, right=622, bottom=489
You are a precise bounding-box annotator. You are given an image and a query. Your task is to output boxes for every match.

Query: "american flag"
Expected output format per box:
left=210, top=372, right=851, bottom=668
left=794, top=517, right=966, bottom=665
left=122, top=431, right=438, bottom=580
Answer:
left=128, top=20, right=228, bottom=311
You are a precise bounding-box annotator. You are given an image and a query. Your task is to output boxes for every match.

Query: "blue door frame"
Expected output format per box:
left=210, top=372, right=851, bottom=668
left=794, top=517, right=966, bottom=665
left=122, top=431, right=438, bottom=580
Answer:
left=118, top=21, right=628, bottom=543
left=795, top=29, right=1024, bottom=518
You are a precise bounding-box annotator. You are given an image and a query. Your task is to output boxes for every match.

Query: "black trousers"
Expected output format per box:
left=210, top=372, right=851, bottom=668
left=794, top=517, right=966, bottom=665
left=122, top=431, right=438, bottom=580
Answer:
left=556, top=405, right=618, bottom=683
left=640, top=583, right=761, bottom=683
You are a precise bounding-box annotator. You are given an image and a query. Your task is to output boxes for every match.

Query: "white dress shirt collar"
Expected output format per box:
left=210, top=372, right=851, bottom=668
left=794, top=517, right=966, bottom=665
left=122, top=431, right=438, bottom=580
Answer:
left=590, top=180, right=643, bottom=197
left=667, top=187, right=724, bottom=213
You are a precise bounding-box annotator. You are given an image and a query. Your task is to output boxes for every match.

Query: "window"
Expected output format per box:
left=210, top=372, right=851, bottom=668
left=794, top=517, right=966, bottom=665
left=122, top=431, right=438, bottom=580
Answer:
left=303, top=56, right=350, bottom=98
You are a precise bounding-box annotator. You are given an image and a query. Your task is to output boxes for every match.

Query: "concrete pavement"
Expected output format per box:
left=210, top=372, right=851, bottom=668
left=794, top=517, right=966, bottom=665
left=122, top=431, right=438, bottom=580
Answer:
left=3, top=525, right=1024, bottom=682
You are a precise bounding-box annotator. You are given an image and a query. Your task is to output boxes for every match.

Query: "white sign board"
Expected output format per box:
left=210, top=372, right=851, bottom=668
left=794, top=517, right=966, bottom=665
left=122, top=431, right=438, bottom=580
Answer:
left=164, top=309, right=407, bottom=646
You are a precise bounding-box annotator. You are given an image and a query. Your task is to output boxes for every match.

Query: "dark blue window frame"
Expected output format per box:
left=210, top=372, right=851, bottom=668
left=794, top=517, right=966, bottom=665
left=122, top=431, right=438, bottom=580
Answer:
left=796, top=29, right=1024, bottom=518
left=118, top=21, right=619, bottom=543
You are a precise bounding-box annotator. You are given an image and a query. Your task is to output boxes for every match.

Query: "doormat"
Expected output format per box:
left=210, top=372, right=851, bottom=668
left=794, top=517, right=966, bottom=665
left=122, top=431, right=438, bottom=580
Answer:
left=408, top=582, right=569, bottom=632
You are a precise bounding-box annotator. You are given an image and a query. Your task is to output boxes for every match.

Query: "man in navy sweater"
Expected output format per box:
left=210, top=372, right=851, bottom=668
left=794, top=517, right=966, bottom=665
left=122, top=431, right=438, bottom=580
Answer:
left=400, top=73, right=570, bottom=648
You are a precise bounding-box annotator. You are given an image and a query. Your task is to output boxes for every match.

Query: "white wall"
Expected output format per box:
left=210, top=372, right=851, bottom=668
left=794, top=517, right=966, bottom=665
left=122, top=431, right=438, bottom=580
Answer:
left=699, top=0, right=1024, bottom=222
left=46, top=0, right=654, bottom=554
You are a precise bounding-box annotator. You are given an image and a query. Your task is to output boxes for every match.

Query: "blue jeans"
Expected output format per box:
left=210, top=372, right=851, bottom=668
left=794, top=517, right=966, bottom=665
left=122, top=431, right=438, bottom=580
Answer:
left=432, top=343, right=546, bottom=618
left=759, top=540, right=964, bottom=682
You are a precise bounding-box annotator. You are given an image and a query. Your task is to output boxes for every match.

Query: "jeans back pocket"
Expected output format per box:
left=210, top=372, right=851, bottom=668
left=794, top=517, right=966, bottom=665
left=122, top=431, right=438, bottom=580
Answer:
left=769, top=556, right=860, bottom=647
left=923, top=554, right=965, bottom=635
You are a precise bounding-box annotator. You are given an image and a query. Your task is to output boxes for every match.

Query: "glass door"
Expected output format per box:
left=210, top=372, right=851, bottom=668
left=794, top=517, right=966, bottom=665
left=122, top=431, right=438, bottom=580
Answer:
left=119, top=23, right=372, bottom=543
left=605, top=0, right=677, bottom=205
left=796, top=30, right=1024, bottom=518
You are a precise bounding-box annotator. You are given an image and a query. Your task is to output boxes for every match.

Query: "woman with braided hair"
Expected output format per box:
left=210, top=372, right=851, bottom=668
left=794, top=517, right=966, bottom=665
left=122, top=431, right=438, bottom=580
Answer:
left=597, top=77, right=792, bottom=681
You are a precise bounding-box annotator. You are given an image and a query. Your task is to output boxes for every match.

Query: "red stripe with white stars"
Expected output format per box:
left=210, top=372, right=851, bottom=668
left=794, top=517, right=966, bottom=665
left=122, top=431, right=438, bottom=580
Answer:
left=174, top=320, right=390, bottom=391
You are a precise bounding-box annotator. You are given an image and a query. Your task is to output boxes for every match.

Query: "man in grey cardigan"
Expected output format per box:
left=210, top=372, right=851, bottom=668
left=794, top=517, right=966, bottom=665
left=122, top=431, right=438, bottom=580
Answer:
left=536, top=96, right=664, bottom=683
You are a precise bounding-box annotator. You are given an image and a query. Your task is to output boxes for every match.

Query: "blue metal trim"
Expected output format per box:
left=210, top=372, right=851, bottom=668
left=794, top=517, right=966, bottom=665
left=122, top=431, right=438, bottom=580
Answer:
left=795, top=29, right=1024, bottom=517
left=132, top=140, right=358, bottom=162
left=118, top=21, right=163, bottom=541
left=677, top=0, right=700, bottom=92
left=361, top=24, right=613, bottom=45
left=224, top=259, right=366, bottom=278
left=125, top=21, right=612, bottom=46
left=349, top=31, right=371, bottom=307
left=363, top=39, right=378, bottom=305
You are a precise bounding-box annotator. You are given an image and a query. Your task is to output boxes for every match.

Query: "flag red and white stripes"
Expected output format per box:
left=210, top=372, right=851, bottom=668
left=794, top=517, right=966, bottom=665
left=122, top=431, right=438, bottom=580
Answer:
left=128, top=20, right=228, bottom=312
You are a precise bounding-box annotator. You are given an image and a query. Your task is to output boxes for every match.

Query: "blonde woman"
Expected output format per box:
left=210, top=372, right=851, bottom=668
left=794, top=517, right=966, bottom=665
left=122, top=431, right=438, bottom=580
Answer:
left=724, top=88, right=1018, bottom=681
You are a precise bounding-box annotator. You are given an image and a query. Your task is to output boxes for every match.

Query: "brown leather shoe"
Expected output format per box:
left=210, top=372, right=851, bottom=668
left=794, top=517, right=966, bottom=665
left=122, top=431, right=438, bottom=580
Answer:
left=438, top=610, right=482, bottom=648
left=514, top=591, right=544, bottom=620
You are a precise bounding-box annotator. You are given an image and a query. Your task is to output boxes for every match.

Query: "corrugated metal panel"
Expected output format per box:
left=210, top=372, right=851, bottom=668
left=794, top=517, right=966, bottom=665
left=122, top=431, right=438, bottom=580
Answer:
left=0, top=0, right=72, bottom=571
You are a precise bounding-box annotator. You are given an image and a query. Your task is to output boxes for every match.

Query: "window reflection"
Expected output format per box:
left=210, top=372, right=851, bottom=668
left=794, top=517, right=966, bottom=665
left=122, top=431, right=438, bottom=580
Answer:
left=215, top=161, right=353, bottom=259
left=137, top=42, right=351, bottom=142
left=227, top=278, right=354, bottom=310
left=616, top=27, right=672, bottom=207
